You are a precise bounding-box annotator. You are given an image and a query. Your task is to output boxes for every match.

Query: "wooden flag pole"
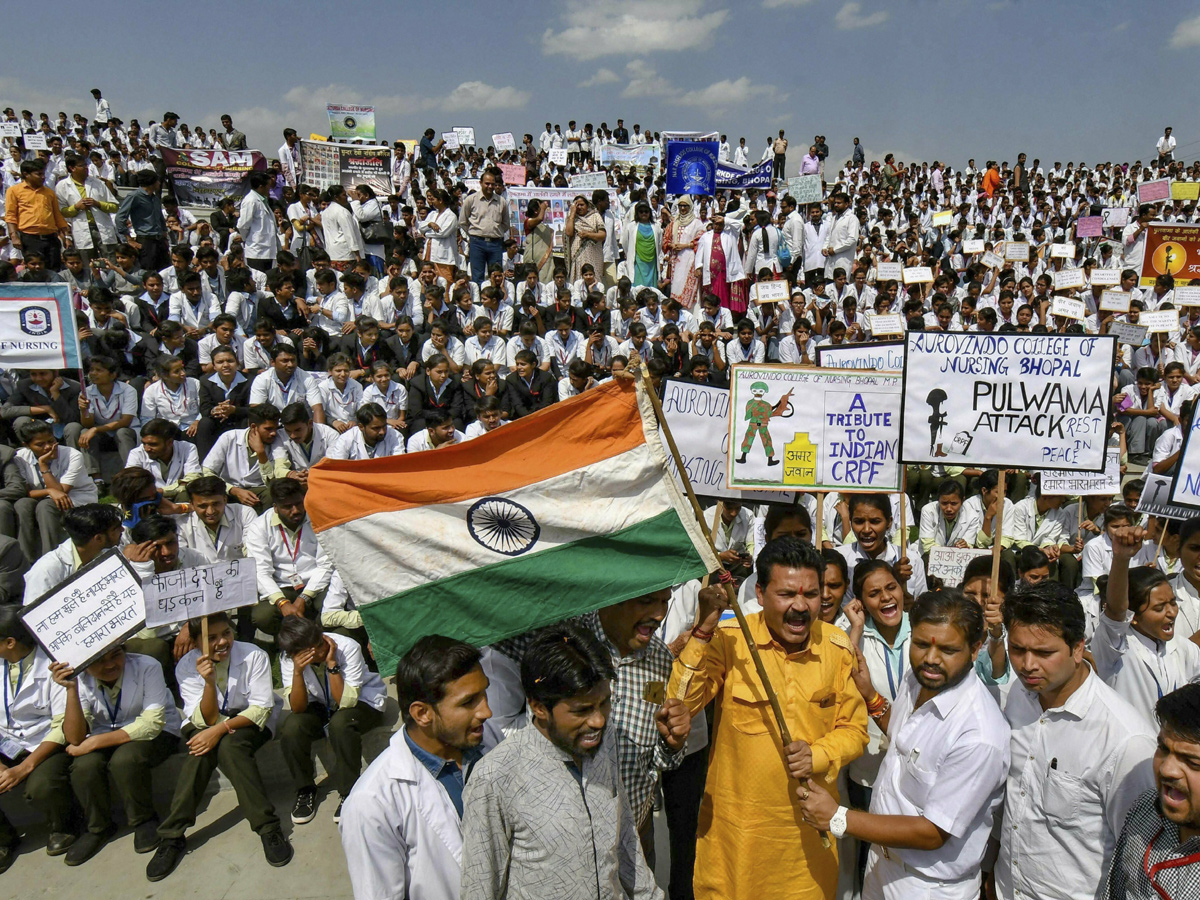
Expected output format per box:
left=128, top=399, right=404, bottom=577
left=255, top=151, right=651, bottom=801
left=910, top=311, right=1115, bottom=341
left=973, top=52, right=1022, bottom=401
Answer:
left=989, top=470, right=1008, bottom=600
left=640, top=369, right=831, bottom=848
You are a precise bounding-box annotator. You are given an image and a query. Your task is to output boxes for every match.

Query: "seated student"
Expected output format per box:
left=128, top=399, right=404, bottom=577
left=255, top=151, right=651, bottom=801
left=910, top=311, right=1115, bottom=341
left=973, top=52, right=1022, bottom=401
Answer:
left=362, top=361, right=407, bottom=432
left=202, top=403, right=289, bottom=509
left=177, top=475, right=258, bottom=563
left=617, top=320, right=653, bottom=364
left=50, top=645, right=182, bottom=866
left=557, top=358, right=595, bottom=400
left=1015, top=544, right=1052, bottom=587
left=836, top=492, right=929, bottom=602
left=583, top=322, right=621, bottom=377
left=197, top=313, right=243, bottom=375
left=222, top=268, right=262, bottom=338
left=141, top=353, right=202, bottom=440
left=506, top=320, right=551, bottom=372
left=259, top=268, right=309, bottom=339
left=384, top=314, right=422, bottom=380
left=13, top=420, right=99, bottom=559
left=320, top=353, right=363, bottom=433
left=406, top=352, right=465, bottom=435
left=276, top=616, right=387, bottom=825
left=22, top=502, right=147, bottom=605
left=960, top=554, right=1014, bottom=687
left=653, top=323, right=688, bottom=375
left=329, top=403, right=406, bottom=460
left=312, top=268, right=351, bottom=338
left=0, top=606, right=74, bottom=871
left=727, top=318, right=767, bottom=364
left=125, top=419, right=202, bottom=502
left=1009, top=488, right=1082, bottom=586
left=279, top=402, right=340, bottom=479
left=242, top=317, right=294, bottom=376
left=1156, top=360, right=1195, bottom=427
left=77, top=354, right=138, bottom=483
left=1152, top=396, right=1195, bottom=477
left=465, top=396, right=505, bottom=440
left=2, top=368, right=83, bottom=449
left=132, top=320, right=201, bottom=383
left=243, top=478, right=332, bottom=636
left=405, top=409, right=465, bottom=453
left=195, top=345, right=252, bottom=458
left=465, top=316, right=508, bottom=378
left=421, top=319, right=466, bottom=375
left=918, top=479, right=980, bottom=556
left=463, top=359, right=502, bottom=416
left=249, top=342, right=326, bottom=422
left=681, top=354, right=718, bottom=386
left=502, top=348, right=558, bottom=419
left=336, top=316, right=393, bottom=383
left=167, top=271, right=212, bottom=339
left=147, top=613, right=289, bottom=881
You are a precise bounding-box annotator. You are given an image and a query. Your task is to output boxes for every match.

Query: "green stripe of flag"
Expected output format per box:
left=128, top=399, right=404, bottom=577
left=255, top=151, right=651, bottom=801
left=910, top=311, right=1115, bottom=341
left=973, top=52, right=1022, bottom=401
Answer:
left=359, top=508, right=708, bottom=674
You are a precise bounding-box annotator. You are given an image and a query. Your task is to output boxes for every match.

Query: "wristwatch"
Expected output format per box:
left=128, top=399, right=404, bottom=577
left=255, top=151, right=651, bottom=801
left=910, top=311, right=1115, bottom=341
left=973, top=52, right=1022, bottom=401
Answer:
left=327, top=664, right=342, bottom=675
left=829, top=806, right=849, bottom=839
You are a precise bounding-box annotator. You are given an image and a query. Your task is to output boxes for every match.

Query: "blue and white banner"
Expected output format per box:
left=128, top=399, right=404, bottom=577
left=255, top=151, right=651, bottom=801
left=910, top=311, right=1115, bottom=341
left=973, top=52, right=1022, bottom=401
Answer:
left=716, top=159, right=773, bottom=190
left=0, top=283, right=82, bottom=370
left=666, top=141, right=719, bottom=196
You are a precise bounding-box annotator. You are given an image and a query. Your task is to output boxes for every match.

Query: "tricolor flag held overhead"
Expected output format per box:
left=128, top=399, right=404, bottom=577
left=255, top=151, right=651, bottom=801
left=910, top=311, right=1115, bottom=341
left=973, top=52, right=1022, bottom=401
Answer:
left=306, top=378, right=719, bottom=672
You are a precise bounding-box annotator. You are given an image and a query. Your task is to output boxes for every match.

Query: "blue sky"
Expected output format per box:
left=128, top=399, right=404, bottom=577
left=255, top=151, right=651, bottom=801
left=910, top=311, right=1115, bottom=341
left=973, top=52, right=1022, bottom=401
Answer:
left=6, top=0, right=1200, bottom=170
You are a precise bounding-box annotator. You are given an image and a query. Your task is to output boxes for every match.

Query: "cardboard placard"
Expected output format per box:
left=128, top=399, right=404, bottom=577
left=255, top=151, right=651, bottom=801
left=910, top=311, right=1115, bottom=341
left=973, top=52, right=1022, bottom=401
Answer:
left=1174, top=286, right=1200, bottom=307
left=498, top=163, right=526, bottom=186
left=1171, top=181, right=1200, bottom=201
left=1100, top=290, right=1132, bottom=313
left=1050, top=242, right=1076, bottom=259
left=962, top=239, right=986, bottom=254
left=24, top=133, right=48, bottom=151
left=1137, top=178, right=1171, bottom=204
left=21, top=551, right=145, bottom=671
left=816, top=340, right=905, bottom=373
left=876, top=262, right=902, bottom=281
left=1004, top=242, right=1030, bottom=261
left=927, top=547, right=990, bottom=588
left=1169, top=415, right=1200, bottom=509
left=869, top=313, right=905, bottom=335
left=1075, top=216, right=1104, bottom=238
left=548, top=148, right=569, bottom=166
left=0, top=285, right=85, bottom=370
left=1141, top=310, right=1181, bottom=333
left=981, top=250, right=1004, bottom=269
left=452, top=127, right=476, bottom=146
left=1050, top=297, right=1086, bottom=320
left=1140, top=223, right=1200, bottom=287
left=932, top=210, right=953, bottom=227
left=1102, top=207, right=1129, bottom=228
left=491, top=132, right=516, bottom=152
left=787, top=174, right=822, bottom=204
left=441, top=131, right=460, bottom=150
left=903, top=266, right=934, bottom=284
left=568, top=172, right=610, bottom=190
left=1090, top=268, right=1121, bottom=286
left=0, top=122, right=21, bottom=138
left=1041, top=446, right=1122, bottom=496
left=142, top=559, right=258, bottom=629
left=1053, top=269, right=1085, bottom=291
left=1138, top=472, right=1196, bottom=520
left=1110, top=321, right=1148, bottom=346
left=753, top=280, right=790, bottom=305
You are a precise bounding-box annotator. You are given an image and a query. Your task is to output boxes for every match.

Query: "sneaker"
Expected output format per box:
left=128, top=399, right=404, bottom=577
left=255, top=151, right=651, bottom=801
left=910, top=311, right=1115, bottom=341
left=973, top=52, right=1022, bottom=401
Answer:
left=146, top=837, right=186, bottom=882
left=133, top=819, right=161, bottom=854
left=0, top=843, right=18, bottom=875
left=291, top=787, right=317, bottom=824
left=65, top=828, right=113, bottom=867
left=333, top=797, right=344, bottom=824
left=44, top=832, right=76, bottom=857
left=260, top=829, right=293, bottom=868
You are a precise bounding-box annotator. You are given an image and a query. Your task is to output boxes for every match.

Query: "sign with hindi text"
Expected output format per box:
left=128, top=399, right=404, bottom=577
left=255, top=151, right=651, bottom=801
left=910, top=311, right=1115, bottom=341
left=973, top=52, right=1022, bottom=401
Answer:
left=1040, top=447, right=1122, bottom=496
left=927, top=547, right=990, bottom=588
left=143, top=559, right=257, bottom=628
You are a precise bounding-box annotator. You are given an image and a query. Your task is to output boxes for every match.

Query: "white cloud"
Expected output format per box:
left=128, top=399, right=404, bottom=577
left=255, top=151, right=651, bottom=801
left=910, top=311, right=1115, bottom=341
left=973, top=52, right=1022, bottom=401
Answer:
left=616, top=61, right=779, bottom=113
left=1169, top=13, right=1200, bottom=48
left=579, top=68, right=621, bottom=88
left=762, top=0, right=816, bottom=7
left=542, top=0, right=728, bottom=59
left=442, top=81, right=531, bottom=112
left=620, top=60, right=680, bottom=99
left=0, top=76, right=86, bottom=118
left=834, top=2, right=889, bottom=29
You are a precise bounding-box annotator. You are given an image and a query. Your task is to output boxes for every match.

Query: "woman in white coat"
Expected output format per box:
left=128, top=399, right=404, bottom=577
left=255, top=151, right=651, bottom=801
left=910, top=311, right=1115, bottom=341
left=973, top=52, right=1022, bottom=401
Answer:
left=743, top=208, right=782, bottom=279
left=350, top=184, right=387, bottom=275
left=419, top=188, right=462, bottom=286
left=620, top=201, right=663, bottom=289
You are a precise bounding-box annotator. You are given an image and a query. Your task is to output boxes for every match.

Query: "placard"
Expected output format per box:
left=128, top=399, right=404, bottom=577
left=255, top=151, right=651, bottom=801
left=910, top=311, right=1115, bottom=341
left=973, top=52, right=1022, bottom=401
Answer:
left=1137, top=178, right=1171, bottom=204
left=1102, top=207, right=1129, bottom=228
left=1053, top=269, right=1085, bottom=291
left=753, top=280, right=790, bottom=304
left=0, top=122, right=21, bottom=138
left=1100, top=290, right=1131, bottom=313
left=900, top=332, right=1116, bottom=472
left=981, top=250, right=1004, bottom=270
left=498, top=163, right=526, bottom=186
left=1090, top=268, right=1121, bottom=286
left=728, top=366, right=903, bottom=492
left=869, top=313, right=905, bottom=335
left=876, top=262, right=902, bottom=281
left=1171, top=181, right=1200, bottom=201
left=24, top=133, right=48, bottom=151
left=1076, top=217, right=1104, bottom=238
left=1040, top=446, right=1122, bottom=496
left=568, top=171, right=610, bottom=190
left=927, top=547, right=990, bottom=588
left=786, top=174, right=822, bottom=204
left=1175, top=286, right=1200, bottom=307
left=491, top=132, right=516, bottom=152
left=452, top=127, right=475, bottom=146
left=903, top=266, right=934, bottom=284
left=548, top=148, right=568, bottom=166
left=1139, top=472, right=1196, bottom=520
left=962, top=239, right=986, bottom=254
left=816, top=340, right=904, bottom=373
left=21, top=551, right=145, bottom=671
left=1110, top=321, right=1148, bottom=346
left=932, top=210, right=953, bottom=227
left=1004, top=242, right=1030, bottom=261
left=1140, top=222, right=1200, bottom=287
left=1050, top=242, right=1076, bottom=259
left=441, top=131, right=460, bottom=150
left=1141, top=310, right=1181, bottom=333
left=142, top=559, right=257, bottom=629
left=1050, top=296, right=1085, bottom=320
left=1169, top=414, right=1200, bottom=509
left=505, top=186, right=619, bottom=251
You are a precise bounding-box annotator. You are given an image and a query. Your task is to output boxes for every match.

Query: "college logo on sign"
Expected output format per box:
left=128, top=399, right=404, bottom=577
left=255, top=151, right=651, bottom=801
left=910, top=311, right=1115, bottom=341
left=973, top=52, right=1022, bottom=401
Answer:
left=19, top=306, right=52, bottom=336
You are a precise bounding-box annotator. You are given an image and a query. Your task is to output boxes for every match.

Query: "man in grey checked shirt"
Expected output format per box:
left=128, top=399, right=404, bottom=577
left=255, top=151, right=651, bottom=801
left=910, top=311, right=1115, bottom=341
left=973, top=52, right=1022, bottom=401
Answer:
left=488, top=589, right=691, bottom=865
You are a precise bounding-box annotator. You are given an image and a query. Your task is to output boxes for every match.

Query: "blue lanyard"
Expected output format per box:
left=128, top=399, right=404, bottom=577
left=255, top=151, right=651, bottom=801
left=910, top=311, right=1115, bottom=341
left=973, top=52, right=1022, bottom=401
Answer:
left=883, top=644, right=904, bottom=700
left=3, top=660, right=25, bottom=729
left=101, top=686, right=122, bottom=727
left=1144, top=657, right=1167, bottom=700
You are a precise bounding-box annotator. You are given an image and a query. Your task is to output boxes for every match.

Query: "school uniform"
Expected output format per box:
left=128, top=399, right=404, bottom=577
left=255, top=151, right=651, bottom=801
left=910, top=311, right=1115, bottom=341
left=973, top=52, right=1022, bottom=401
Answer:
left=177, top=504, right=258, bottom=563
left=328, top=426, right=406, bottom=460
left=78, top=382, right=140, bottom=475
left=243, top=509, right=333, bottom=635
left=242, top=336, right=295, bottom=374
left=248, top=368, right=325, bottom=412
left=281, top=422, right=340, bottom=471
left=837, top=539, right=929, bottom=602
left=502, top=370, right=557, bottom=419
left=195, top=372, right=252, bottom=458
left=125, top=440, right=202, bottom=501
left=1090, top=611, right=1200, bottom=727
left=406, top=374, right=466, bottom=433
left=918, top=500, right=982, bottom=555
left=140, top=378, right=202, bottom=431
left=384, top=332, right=423, bottom=375
left=202, top=428, right=290, bottom=498
left=334, top=337, right=395, bottom=374
left=256, top=293, right=308, bottom=335
left=406, top=428, right=466, bottom=453
left=131, top=336, right=201, bottom=380
left=14, top=444, right=99, bottom=559
left=362, top=381, right=409, bottom=422
left=279, top=633, right=386, bottom=799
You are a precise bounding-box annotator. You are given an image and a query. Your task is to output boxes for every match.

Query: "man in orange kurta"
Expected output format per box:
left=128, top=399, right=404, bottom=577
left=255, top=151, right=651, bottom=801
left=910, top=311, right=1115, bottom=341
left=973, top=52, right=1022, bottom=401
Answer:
left=668, top=538, right=868, bottom=900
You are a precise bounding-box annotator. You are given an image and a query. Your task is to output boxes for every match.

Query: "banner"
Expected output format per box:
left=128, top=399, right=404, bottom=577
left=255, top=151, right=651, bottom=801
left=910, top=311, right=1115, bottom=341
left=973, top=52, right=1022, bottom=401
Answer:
left=327, top=103, right=376, bottom=141
left=728, top=365, right=903, bottom=493
left=1139, top=472, right=1196, bottom=520
left=666, top=141, right=718, bottom=196
left=661, top=130, right=719, bottom=143
left=0, top=284, right=82, bottom=369
left=159, top=147, right=266, bottom=208
left=1140, top=222, right=1200, bottom=286
left=505, top=186, right=618, bottom=251
left=298, top=139, right=392, bottom=197
left=927, top=547, right=990, bottom=588
left=1169, top=413, right=1200, bottom=509
left=900, top=333, right=1116, bottom=472
left=715, top=159, right=772, bottom=190
left=816, top=340, right=904, bottom=372
left=1040, top=447, right=1122, bottom=496
left=599, top=143, right=657, bottom=168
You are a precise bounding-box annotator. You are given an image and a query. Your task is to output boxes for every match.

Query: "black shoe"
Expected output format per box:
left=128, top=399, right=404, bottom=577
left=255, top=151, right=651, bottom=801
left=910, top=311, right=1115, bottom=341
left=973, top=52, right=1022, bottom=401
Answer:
left=736, top=453, right=747, bottom=464
left=146, top=838, right=185, bottom=882
left=133, top=819, right=161, bottom=854
left=261, top=829, right=293, bottom=868
left=291, top=787, right=317, bottom=824
left=44, top=832, right=76, bottom=857
left=767, top=456, right=780, bottom=466
left=0, top=843, right=17, bottom=875
left=333, top=797, right=344, bottom=824
left=65, top=828, right=113, bottom=867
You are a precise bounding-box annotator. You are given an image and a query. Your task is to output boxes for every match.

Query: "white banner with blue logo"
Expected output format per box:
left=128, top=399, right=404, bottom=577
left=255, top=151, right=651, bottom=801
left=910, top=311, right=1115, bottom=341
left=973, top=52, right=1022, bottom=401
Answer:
left=0, top=283, right=82, bottom=370
left=665, top=141, right=719, bottom=196
left=716, top=159, right=773, bottom=190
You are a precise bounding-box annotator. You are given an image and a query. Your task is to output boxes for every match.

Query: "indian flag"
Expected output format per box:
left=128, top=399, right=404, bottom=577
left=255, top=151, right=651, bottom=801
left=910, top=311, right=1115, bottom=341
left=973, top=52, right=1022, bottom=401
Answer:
left=306, top=378, right=719, bottom=672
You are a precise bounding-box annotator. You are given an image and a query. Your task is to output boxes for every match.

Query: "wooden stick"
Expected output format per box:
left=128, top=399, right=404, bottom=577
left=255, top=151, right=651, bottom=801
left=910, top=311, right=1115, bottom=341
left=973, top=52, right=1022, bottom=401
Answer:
left=816, top=492, right=825, bottom=547
left=990, top=470, right=1007, bottom=600
left=640, top=369, right=831, bottom=848
left=201, top=615, right=210, bottom=658
left=1155, top=518, right=1167, bottom=562
left=898, top=470, right=908, bottom=573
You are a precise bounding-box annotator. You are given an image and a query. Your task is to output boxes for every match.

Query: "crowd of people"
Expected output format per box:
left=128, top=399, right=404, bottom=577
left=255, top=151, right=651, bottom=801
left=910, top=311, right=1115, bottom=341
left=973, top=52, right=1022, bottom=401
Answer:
left=0, top=94, right=1199, bottom=899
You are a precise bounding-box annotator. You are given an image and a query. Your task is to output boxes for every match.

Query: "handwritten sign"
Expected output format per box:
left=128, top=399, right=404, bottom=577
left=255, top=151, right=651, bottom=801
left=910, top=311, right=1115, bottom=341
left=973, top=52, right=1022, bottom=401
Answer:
left=142, top=559, right=258, bottom=629
left=753, top=280, right=790, bottom=305
left=1169, top=414, right=1200, bottom=509
left=927, top=547, right=990, bottom=588
left=1053, top=269, right=1085, bottom=291
left=1050, top=242, right=1076, bottom=259
left=981, top=250, right=1004, bottom=269
left=728, top=366, right=903, bottom=493
left=452, top=127, right=475, bottom=146
left=1050, top=297, right=1086, bottom=320
left=24, top=133, right=48, bottom=151
left=21, top=551, right=145, bottom=671
left=1004, top=242, right=1030, bottom=262
left=548, top=148, right=568, bottom=166
left=900, top=332, right=1117, bottom=472
left=1102, top=207, right=1129, bottom=228
left=932, top=210, right=953, bottom=227
left=787, top=174, right=822, bottom=204
left=816, top=340, right=904, bottom=372
left=1041, top=447, right=1122, bottom=496
left=1171, top=181, right=1200, bottom=201
left=869, top=313, right=905, bottom=335
left=568, top=171, right=610, bottom=190
left=498, top=163, right=526, bottom=186
left=962, top=239, right=986, bottom=254
left=1141, top=310, right=1181, bottom=333
left=1090, top=268, right=1121, bottom=286
left=1137, top=179, right=1171, bottom=204
left=1110, top=321, right=1148, bottom=346
left=1100, top=290, right=1132, bottom=313
left=491, top=132, right=516, bottom=152
left=876, top=262, right=902, bottom=281
left=1076, top=216, right=1104, bottom=238
left=903, top=266, right=934, bottom=284
left=1139, top=472, right=1196, bottom=520
left=1175, top=286, right=1200, bottom=307
left=441, top=131, right=460, bottom=150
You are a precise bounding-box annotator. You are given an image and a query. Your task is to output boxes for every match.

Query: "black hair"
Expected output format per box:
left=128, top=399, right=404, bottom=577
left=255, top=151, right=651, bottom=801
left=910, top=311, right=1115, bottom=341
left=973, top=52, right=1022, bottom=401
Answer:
left=1015, top=544, right=1050, bottom=575
left=246, top=403, right=280, bottom=426
left=271, top=477, right=306, bottom=506
left=962, top=555, right=1014, bottom=594
left=1129, top=566, right=1171, bottom=615
left=0, top=605, right=35, bottom=646
left=521, top=621, right=615, bottom=711
left=356, top=402, right=387, bottom=427
left=1003, top=580, right=1086, bottom=647
left=109, top=466, right=157, bottom=509
left=763, top=504, right=813, bottom=540
left=755, top=536, right=824, bottom=590
left=853, top=558, right=898, bottom=600
left=186, top=475, right=227, bottom=498
left=277, top=615, right=325, bottom=655
left=1156, top=683, right=1200, bottom=745
left=937, top=479, right=964, bottom=500
left=62, top=504, right=123, bottom=545
left=187, top=611, right=231, bottom=640
left=395, top=634, right=483, bottom=725
left=130, top=514, right=177, bottom=543
left=280, top=401, right=313, bottom=426
left=848, top=493, right=892, bottom=522
left=910, top=587, right=985, bottom=647
left=820, top=547, right=849, bottom=585
left=17, top=420, right=53, bottom=444
left=140, top=418, right=179, bottom=441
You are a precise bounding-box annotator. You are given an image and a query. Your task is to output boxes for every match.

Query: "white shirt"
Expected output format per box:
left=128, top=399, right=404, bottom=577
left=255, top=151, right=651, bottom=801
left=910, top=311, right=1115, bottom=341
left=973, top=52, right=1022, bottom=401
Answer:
left=236, top=190, right=279, bottom=260
left=15, top=445, right=97, bottom=505
left=280, top=632, right=387, bottom=713
left=126, top=441, right=201, bottom=492
left=177, top=504, right=258, bottom=563
left=249, top=368, right=324, bottom=411
left=202, top=428, right=288, bottom=488
left=282, top=422, right=341, bottom=471
left=328, top=426, right=406, bottom=460
left=824, top=209, right=861, bottom=279
left=243, top=510, right=333, bottom=599
left=76, top=653, right=183, bottom=738
left=837, top=539, right=928, bottom=601
left=996, top=669, right=1156, bottom=900
left=168, top=290, right=212, bottom=331
left=0, top=649, right=65, bottom=752
left=320, top=378, right=365, bottom=424
left=1090, top=611, right=1200, bottom=725
left=176, top=641, right=281, bottom=733
left=322, top=201, right=365, bottom=262
left=83, top=382, right=138, bottom=426
left=362, top=382, right=409, bottom=420
left=406, top=429, right=465, bottom=453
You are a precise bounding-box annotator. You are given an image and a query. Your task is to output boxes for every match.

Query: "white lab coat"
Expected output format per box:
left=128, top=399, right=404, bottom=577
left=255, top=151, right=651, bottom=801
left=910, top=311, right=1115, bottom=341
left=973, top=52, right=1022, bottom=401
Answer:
left=339, top=728, right=464, bottom=900
left=419, top=208, right=461, bottom=266
left=693, top=231, right=745, bottom=285
left=55, top=176, right=118, bottom=248
left=823, top=208, right=861, bottom=279
left=237, top=190, right=280, bottom=261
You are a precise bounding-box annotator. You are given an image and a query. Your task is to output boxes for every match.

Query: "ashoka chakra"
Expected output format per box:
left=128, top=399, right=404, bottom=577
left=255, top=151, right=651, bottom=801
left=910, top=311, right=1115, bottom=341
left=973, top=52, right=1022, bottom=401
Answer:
left=467, top=497, right=540, bottom=556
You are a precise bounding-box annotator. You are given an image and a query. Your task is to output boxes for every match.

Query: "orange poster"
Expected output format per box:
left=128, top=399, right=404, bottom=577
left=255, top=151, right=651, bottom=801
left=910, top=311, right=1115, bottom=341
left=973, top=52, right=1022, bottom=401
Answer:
left=1141, top=223, right=1200, bottom=286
